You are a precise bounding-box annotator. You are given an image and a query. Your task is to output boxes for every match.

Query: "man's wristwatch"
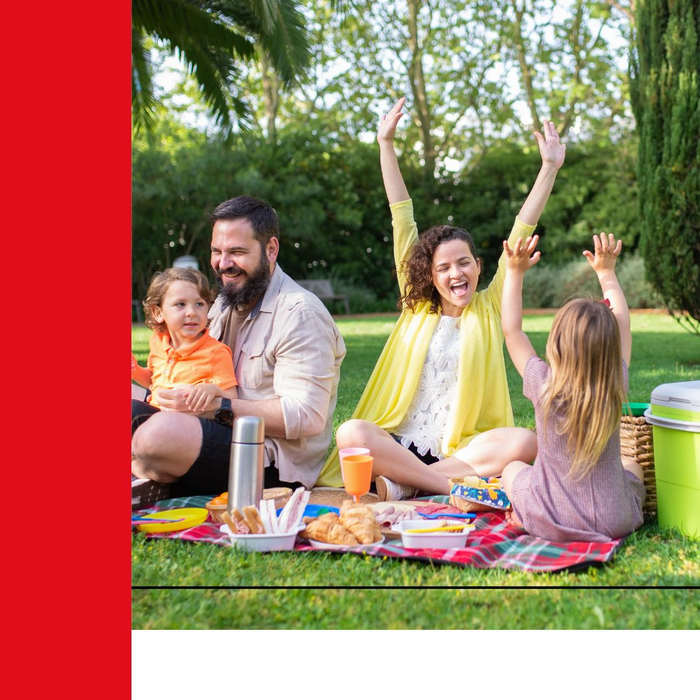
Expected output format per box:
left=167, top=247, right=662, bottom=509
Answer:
left=215, top=398, right=234, bottom=426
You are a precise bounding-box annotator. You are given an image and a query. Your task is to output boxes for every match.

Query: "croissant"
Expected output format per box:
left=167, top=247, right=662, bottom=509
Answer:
left=340, top=501, right=374, bottom=518
left=339, top=502, right=381, bottom=544
left=301, top=513, right=359, bottom=546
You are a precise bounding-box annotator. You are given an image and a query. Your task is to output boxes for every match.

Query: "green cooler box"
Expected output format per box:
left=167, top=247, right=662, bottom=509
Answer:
left=644, top=380, right=700, bottom=537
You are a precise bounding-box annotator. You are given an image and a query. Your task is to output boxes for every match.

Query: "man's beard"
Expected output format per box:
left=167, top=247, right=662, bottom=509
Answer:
left=217, top=252, right=271, bottom=311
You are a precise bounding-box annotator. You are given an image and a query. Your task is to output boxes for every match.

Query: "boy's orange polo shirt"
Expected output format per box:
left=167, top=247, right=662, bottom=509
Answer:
left=147, top=329, right=237, bottom=408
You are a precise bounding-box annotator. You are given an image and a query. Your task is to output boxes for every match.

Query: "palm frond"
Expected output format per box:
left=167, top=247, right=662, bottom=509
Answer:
left=196, top=0, right=311, bottom=85
left=256, top=0, right=311, bottom=85
left=134, top=0, right=255, bottom=59
left=328, top=0, right=361, bottom=25
left=131, top=27, right=158, bottom=134
left=132, top=0, right=313, bottom=133
left=234, top=0, right=278, bottom=34
left=169, top=38, right=252, bottom=133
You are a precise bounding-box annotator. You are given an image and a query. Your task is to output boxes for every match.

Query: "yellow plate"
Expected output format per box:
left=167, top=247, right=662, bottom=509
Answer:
left=135, top=508, right=208, bottom=533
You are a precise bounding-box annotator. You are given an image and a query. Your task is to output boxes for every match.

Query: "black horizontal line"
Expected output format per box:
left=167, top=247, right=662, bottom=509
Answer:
left=132, top=585, right=699, bottom=591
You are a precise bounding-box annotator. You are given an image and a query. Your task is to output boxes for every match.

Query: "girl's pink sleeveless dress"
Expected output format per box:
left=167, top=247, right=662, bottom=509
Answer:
left=511, top=356, right=645, bottom=542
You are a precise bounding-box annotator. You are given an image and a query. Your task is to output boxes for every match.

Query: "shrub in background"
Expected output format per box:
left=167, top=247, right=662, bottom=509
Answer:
left=133, top=121, right=645, bottom=308
left=522, top=253, right=662, bottom=309
left=329, top=276, right=398, bottom=314
left=616, top=253, right=663, bottom=309
left=521, top=264, right=562, bottom=308
left=631, top=0, right=700, bottom=334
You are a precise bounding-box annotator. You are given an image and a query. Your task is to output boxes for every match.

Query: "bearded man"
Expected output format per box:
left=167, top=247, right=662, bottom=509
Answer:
left=131, top=195, right=346, bottom=497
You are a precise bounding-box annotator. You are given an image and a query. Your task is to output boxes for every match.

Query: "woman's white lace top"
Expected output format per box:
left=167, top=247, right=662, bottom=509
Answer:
left=394, top=314, right=461, bottom=458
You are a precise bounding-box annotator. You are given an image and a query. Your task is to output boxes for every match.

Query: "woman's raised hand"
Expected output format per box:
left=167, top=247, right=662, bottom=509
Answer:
left=533, top=120, right=566, bottom=171
left=378, top=97, right=406, bottom=145
left=583, top=232, right=623, bottom=275
left=503, top=235, right=541, bottom=274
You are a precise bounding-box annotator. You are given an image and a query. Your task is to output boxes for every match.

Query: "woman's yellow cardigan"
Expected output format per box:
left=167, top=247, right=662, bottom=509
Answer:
left=316, top=200, right=536, bottom=487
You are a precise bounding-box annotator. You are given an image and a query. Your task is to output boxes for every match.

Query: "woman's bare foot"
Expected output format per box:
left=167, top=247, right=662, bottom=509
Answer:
left=504, top=508, right=523, bottom=528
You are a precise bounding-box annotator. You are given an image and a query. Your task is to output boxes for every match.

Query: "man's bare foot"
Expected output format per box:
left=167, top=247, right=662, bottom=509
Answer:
left=504, top=508, right=523, bottom=528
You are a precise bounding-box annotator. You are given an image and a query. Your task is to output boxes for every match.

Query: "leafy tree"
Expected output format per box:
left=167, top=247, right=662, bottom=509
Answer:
left=306, top=0, right=514, bottom=178
left=501, top=0, right=632, bottom=139
left=251, top=0, right=633, bottom=181
left=631, top=0, right=700, bottom=334
left=132, top=0, right=311, bottom=135
left=132, top=117, right=396, bottom=304
left=133, top=119, right=642, bottom=309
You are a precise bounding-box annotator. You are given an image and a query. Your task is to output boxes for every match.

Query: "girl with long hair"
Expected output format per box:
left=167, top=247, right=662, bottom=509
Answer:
left=500, top=233, right=645, bottom=541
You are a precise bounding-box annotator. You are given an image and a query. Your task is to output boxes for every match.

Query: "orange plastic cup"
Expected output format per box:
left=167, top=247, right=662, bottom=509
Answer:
left=338, top=447, right=370, bottom=480
left=341, top=454, right=373, bottom=503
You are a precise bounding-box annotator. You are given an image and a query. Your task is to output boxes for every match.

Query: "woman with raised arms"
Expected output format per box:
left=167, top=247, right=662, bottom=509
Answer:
left=320, top=97, right=566, bottom=500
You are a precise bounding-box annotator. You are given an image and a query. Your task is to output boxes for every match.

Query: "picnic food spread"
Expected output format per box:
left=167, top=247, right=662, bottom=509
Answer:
left=300, top=501, right=382, bottom=545
left=372, top=504, right=419, bottom=528
left=221, top=487, right=310, bottom=535
left=206, top=487, right=294, bottom=523
left=137, top=485, right=488, bottom=549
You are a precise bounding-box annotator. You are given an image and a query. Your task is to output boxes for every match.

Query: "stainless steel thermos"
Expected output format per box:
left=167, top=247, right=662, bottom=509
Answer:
left=228, top=415, right=265, bottom=511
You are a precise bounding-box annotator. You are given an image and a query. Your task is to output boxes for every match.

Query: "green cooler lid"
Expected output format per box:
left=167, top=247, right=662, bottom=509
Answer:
left=626, top=402, right=649, bottom=416
left=650, top=380, right=700, bottom=411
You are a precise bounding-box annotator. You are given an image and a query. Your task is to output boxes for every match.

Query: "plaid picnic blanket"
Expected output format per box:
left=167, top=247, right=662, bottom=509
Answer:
left=133, top=495, right=625, bottom=573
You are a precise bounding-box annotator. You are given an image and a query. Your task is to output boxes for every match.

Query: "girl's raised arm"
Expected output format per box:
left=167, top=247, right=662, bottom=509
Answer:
left=378, top=97, right=410, bottom=205
left=583, top=233, right=632, bottom=366
left=501, top=236, right=539, bottom=376
left=517, top=121, right=566, bottom=226
left=484, top=121, right=565, bottom=311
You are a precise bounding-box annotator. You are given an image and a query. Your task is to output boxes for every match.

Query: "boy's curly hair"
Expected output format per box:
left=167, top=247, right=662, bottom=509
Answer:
left=143, top=267, right=214, bottom=333
left=398, top=225, right=480, bottom=314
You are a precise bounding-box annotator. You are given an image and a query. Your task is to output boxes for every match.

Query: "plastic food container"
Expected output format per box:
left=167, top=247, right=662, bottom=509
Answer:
left=219, top=523, right=304, bottom=552
left=392, top=519, right=474, bottom=549
left=644, top=381, right=700, bottom=537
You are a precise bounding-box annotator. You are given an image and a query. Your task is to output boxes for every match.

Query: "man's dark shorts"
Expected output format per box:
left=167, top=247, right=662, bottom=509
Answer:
left=132, top=399, right=159, bottom=432
left=131, top=400, right=303, bottom=497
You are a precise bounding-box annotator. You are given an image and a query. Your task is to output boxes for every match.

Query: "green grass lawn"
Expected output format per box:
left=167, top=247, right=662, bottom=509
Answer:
left=132, top=312, right=700, bottom=629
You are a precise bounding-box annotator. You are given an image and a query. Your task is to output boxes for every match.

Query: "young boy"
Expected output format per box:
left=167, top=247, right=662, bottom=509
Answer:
left=131, top=267, right=238, bottom=436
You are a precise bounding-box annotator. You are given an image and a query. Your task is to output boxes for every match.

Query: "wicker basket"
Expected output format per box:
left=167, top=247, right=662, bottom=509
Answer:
left=308, top=487, right=378, bottom=507
left=620, top=413, right=656, bottom=515
left=205, top=500, right=229, bottom=523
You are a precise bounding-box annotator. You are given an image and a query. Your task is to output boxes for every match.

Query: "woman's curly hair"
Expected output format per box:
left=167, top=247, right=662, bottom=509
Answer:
left=398, top=225, right=480, bottom=314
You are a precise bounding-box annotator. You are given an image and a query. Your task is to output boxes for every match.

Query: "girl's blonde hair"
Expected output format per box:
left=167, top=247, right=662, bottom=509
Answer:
left=540, top=298, right=626, bottom=479
left=143, top=267, right=213, bottom=333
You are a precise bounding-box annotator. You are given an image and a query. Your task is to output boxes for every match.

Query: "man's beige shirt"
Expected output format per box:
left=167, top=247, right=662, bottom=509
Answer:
left=208, top=265, right=346, bottom=487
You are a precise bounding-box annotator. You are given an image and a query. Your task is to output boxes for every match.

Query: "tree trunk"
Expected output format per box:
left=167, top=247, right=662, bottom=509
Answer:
left=604, top=0, right=636, bottom=24
left=559, top=0, right=586, bottom=137
left=510, top=0, right=541, bottom=134
left=260, top=52, right=279, bottom=144
left=406, top=0, right=436, bottom=179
